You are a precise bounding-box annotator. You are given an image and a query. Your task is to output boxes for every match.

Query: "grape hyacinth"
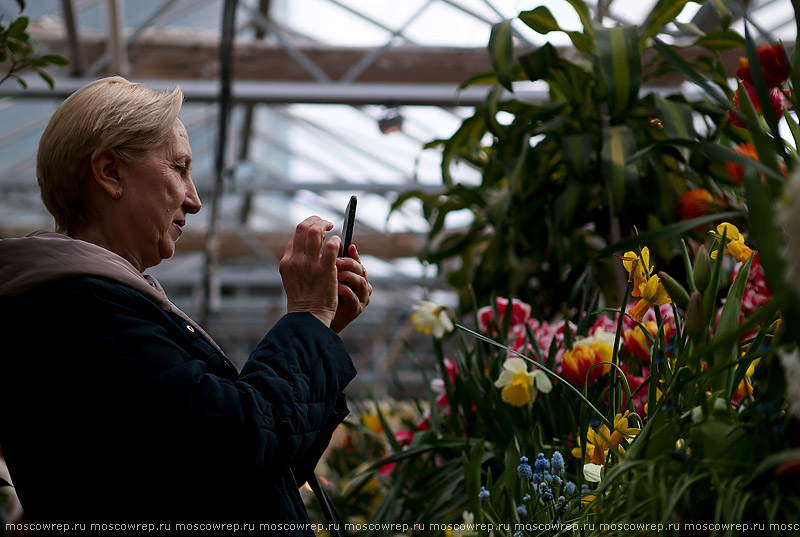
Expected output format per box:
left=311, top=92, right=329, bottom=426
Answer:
left=517, top=456, right=533, bottom=480
left=551, top=450, right=565, bottom=477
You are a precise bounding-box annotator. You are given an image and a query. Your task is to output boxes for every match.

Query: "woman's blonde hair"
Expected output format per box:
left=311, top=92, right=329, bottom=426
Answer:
left=37, top=76, right=183, bottom=232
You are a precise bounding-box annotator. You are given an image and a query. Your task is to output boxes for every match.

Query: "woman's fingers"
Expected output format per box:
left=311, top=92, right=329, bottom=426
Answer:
left=279, top=216, right=340, bottom=328
left=295, top=216, right=333, bottom=258
left=330, top=245, right=372, bottom=333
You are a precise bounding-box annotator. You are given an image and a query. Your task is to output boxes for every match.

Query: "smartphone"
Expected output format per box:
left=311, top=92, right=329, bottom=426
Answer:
left=340, top=195, right=357, bottom=258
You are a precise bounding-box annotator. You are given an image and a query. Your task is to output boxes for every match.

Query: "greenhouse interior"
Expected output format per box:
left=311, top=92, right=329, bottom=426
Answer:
left=1, top=0, right=800, bottom=535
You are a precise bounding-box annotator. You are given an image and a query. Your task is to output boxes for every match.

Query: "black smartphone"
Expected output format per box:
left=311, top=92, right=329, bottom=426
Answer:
left=340, top=195, right=357, bottom=258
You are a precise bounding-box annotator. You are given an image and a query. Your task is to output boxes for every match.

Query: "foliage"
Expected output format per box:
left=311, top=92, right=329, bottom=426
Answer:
left=336, top=0, right=800, bottom=535
left=0, top=0, right=68, bottom=89
left=309, top=400, right=428, bottom=529
left=391, top=0, right=769, bottom=319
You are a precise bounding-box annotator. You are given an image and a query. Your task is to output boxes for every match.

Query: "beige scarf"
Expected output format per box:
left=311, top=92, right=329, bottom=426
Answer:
left=0, top=231, right=227, bottom=358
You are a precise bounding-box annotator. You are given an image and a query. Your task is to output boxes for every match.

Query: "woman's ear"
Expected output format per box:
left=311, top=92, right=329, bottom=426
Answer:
left=89, top=148, right=123, bottom=199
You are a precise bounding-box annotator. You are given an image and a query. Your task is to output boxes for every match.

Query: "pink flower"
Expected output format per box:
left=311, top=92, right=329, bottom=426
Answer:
left=379, top=429, right=416, bottom=479
left=443, top=358, right=459, bottom=385
left=477, top=297, right=532, bottom=338
left=394, top=429, right=415, bottom=447
left=591, top=315, right=618, bottom=336
left=733, top=253, right=771, bottom=314
left=416, top=413, right=431, bottom=432
left=536, top=319, right=578, bottom=355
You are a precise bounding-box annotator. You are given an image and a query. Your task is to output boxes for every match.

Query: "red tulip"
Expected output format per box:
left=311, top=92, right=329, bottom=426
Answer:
left=729, top=80, right=791, bottom=128
left=735, top=43, right=790, bottom=88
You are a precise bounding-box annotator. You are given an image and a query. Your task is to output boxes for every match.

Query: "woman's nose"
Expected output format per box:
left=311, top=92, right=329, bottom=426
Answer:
left=184, top=178, right=202, bottom=214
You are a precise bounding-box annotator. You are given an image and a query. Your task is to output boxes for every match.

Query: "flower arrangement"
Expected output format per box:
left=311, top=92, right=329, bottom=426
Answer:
left=348, top=0, right=800, bottom=534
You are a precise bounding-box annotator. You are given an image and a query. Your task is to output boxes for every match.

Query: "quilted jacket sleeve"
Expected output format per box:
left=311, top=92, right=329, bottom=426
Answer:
left=40, top=277, right=357, bottom=476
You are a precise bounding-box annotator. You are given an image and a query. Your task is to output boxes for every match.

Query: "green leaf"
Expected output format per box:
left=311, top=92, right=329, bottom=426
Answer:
left=652, top=38, right=731, bottom=108
left=601, top=125, right=638, bottom=213
left=463, top=439, right=486, bottom=523
left=597, top=210, right=743, bottom=257
left=643, top=0, right=694, bottom=41
left=784, top=109, right=800, bottom=156
left=557, top=179, right=582, bottom=232
left=518, top=42, right=559, bottom=82
left=482, top=85, right=506, bottom=139
left=673, top=21, right=706, bottom=37
left=655, top=95, right=696, bottom=161
left=630, top=139, right=785, bottom=184
left=734, top=79, right=784, bottom=189
left=747, top=448, right=800, bottom=484
left=565, top=31, right=594, bottom=55
left=693, top=29, right=745, bottom=51
left=503, top=440, right=522, bottom=497
left=440, top=114, right=485, bottom=187
left=507, top=135, right=530, bottom=192
left=744, top=172, right=788, bottom=304
left=743, top=25, right=787, bottom=168
left=389, top=189, right=429, bottom=214
left=595, top=25, right=641, bottom=121
left=459, top=71, right=499, bottom=90
left=37, top=69, right=54, bottom=90
left=519, top=6, right=562, bottom=34
left=708, top=0, right=732, bottom=29
left=564, top=0, right=594, bottom=40
left=488, top=20, right=514, bottom=91
left=714, top=254, right=751, bottom=394
left=39, top=54, right=69, bottom=66
left=7, top=16, right=28, bottom=39
left=562, top=133, right=594, bottom=177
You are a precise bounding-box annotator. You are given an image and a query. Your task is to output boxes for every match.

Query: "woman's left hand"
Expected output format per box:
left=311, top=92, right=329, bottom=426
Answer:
left=330, top=244, right=372, bottom=334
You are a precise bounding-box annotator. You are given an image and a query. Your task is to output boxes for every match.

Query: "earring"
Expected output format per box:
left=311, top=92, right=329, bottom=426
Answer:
left=116, top=191, right=121, bottom=200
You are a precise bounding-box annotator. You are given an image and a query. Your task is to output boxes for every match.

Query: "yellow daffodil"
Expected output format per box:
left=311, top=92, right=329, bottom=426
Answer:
left=629, top=275, right=672, bottom=323
left=581, top=490, right=599, bottom=507
left=411, top=300, right=454, bottom=338
left=709, top=223, right=753, bottom=263
left=572, top=411, right=641, bottom=480
left=736, top=357, right=762, bottom=399
left=361, top=412, right=383, bottom=434
left=493, top=357, right=552, bottom=407
left=618, top=247, right=653, bottom=297
left=608, top=410, right=641, bottom=446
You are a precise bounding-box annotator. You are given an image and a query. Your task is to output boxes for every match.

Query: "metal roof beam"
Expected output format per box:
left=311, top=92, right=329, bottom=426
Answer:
left=0, top=77, right=545, bottom=105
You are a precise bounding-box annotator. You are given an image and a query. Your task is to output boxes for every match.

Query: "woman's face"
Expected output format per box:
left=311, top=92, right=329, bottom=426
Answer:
left=118, top=119, right=201, bottom=270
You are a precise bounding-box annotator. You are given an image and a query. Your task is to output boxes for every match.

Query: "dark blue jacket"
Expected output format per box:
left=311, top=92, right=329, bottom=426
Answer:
left=0, top=276, right=356, bottom=534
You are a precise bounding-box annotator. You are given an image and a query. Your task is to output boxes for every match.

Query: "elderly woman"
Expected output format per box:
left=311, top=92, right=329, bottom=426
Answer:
left=0, top=77, right=371, bottom=531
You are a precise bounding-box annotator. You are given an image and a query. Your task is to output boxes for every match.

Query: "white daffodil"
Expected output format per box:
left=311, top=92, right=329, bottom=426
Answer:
left=583, top=462, right=604, bottom=483
left=493, top=357, right=552, bottom=407
left=411, top=300, right=454, bottom=338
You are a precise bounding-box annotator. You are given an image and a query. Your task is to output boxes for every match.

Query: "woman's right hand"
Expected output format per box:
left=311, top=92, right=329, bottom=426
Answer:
left=279, top=216, right=341, bottom=328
